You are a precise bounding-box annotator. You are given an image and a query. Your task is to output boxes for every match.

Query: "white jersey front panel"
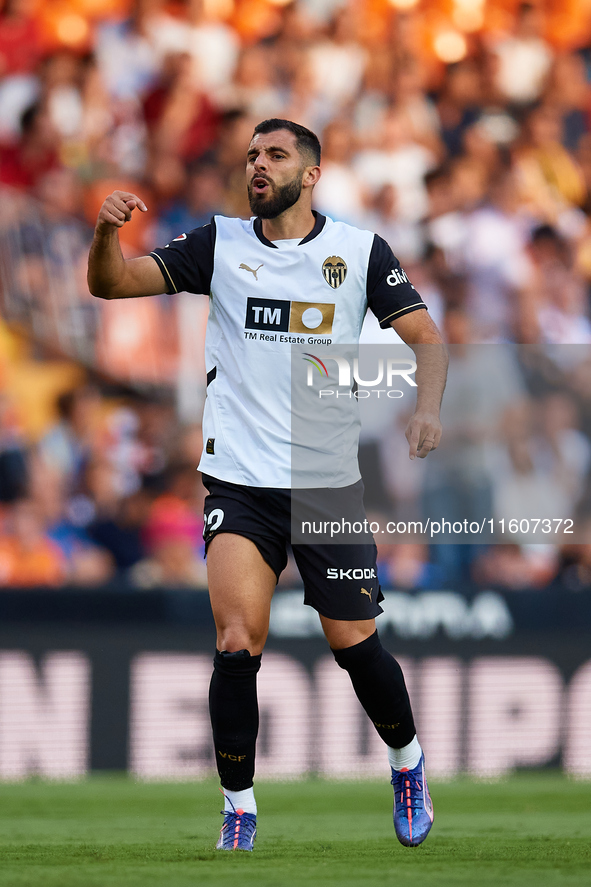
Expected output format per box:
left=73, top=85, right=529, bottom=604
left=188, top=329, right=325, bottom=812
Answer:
left=199, top=215, right=374, bottom=488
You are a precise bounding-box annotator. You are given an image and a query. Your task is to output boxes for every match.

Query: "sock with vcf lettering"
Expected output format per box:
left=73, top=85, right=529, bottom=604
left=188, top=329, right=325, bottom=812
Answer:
left=332, top=630, right=416, bottom=749
left=209, top=649, right=261, bottom=792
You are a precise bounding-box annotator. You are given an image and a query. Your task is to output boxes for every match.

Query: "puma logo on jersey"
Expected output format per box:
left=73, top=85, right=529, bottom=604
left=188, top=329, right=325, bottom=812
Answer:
left=360, top=587, right=372, bottom=602
left=240, top=263, right=264, bottom=280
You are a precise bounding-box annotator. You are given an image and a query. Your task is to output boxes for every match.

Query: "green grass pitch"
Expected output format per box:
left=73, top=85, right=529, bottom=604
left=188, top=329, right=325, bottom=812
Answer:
left=0, top=774, right=589, bottom=887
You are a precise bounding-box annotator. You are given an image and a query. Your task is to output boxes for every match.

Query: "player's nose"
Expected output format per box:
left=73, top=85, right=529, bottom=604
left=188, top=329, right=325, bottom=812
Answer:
left=253, top=152, right=267, bottom=170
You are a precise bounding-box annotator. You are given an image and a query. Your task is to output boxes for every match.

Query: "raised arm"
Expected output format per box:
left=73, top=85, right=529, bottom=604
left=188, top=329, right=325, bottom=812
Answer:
left=391, top=309, right=448, bottom=460
left=87, top=191, right=168, bottom=300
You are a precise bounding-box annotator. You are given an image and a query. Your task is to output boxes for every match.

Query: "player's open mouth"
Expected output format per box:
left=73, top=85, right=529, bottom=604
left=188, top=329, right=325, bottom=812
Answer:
left=252, top=177, right=270, bottom=194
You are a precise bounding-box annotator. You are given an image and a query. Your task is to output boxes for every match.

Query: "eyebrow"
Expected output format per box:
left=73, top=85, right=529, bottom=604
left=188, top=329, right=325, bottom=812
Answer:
left=247, top=145, right=290, bottom=157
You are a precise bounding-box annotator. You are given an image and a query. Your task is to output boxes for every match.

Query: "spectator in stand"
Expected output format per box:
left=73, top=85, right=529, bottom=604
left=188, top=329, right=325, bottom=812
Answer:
left=461, top=166, right=531, bottom=342
left=353, top=105, right=437, bottom=224
left=151, top=162, right=225, bottom=247
left=28, top=454, right=115, bottom=586
left=0, top=392, right=27, bottom=504
left=0, top=101, right=61, bottom=189
left=568, top=355, right=591, bottom=442
left=149, top=0, right=240, bottom=94
left=38, top=387, right=101, bottom=495
left=457, top=131, right=500, bottom=204
left=545, top=52, right=590, bottom=153
left=88, top=488, right=151, bottom=574
left=556, top=536, right=591, bottom=591
left=489, top=396, right=590, bottom=540
left=362, top=183, right=424, bottom=265
left=77, top=53, right=114, bottom=173
left=423, top=167, right=467, bottom=274
left=39, top=51, right=86, bottom=147
left=0, top=0, right=42, bottom=80
left=435, top=60, right=483, bottom=159
left=520, top=224, right=591, bottom=344
left=221, top=44, right=285, bottom=121
left=312, top=118, right=364, bottom=225
left=129, top=478, right=206, bottom=588
left=515, top=103, right=587, bottom=226
left=282, top=54, right=334, bottom=143
left=93, top=0, right=167, bottom=103
left=391, top=57, right=443, bottom=161
left=143, top=51, right=220, bottom=166
left=472, top=543, right=558, bottom=590
left=421, top=308, right=524, bottom=583
left=491, top=2, right=553, bottom=109
left=0, top=498, right=66, bottom=587
left=0, top=0, right=43, bottom=143
left=538, top=392, right=591, bottom=511
left=376, top=541, right=442, bottom=590
left=306, top=6, right=367, bottom=113
left=134, top=399, right=179, bottom=489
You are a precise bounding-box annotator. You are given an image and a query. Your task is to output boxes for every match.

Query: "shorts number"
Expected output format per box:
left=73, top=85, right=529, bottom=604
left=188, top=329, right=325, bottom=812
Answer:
left=205, top=508, right=224, bottom=533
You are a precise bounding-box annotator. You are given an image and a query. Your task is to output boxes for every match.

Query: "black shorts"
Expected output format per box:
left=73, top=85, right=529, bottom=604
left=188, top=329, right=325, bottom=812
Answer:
left=202, top=474, right=383, bottom=621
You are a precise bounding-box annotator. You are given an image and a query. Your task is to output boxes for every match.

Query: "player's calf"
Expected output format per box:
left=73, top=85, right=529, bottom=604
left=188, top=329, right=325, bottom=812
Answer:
left=332, top=630, right=433, bottom=846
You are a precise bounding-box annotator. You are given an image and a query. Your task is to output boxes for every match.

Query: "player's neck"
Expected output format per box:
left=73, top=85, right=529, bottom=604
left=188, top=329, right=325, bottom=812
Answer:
left=260, top=205, right=316, bottom=242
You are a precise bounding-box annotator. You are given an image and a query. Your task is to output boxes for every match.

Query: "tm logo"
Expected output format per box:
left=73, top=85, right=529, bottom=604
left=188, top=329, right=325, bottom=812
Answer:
left=245, top=298, right=335, bottom=334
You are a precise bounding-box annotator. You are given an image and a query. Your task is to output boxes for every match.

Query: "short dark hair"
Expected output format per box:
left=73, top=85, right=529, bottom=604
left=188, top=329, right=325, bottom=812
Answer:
left=252, top=118, right=321, bottom=166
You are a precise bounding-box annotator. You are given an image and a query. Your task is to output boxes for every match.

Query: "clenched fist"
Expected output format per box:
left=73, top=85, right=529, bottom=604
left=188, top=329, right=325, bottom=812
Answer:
left=96, top=191, right=148, bottom=232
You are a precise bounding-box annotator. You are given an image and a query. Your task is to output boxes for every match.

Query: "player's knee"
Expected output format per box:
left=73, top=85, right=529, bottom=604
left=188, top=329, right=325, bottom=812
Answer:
left=332, top=629, right=382, bottom=671
left=216, top=626, right=267, bottom=656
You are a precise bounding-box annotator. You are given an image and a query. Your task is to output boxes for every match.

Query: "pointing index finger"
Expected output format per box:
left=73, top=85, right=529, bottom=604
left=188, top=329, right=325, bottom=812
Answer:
left=115, top=191, right=148, bottom=212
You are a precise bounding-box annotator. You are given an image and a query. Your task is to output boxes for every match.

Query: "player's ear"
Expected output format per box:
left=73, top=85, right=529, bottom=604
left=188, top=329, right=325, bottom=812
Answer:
left=303, top=165, right=321, bottom=188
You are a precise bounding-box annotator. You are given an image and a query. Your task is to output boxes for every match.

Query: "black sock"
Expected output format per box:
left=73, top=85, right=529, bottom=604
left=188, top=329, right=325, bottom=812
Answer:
left=332, top=630, right=416, bottom=748
left=209, top=649, right=261, bottom=791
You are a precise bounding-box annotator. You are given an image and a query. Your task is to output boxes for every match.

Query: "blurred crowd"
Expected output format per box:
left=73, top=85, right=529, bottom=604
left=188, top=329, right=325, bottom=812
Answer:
left=0, top=385, right=210, bottom=587
left=2, top=0, right=591, bottom=589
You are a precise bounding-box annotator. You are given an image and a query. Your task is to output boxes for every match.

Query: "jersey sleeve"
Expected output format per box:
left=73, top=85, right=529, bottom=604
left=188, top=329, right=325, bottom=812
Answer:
left=366, top=234, right=426, bottom=328
left=150, top=219, right=216, bottom=295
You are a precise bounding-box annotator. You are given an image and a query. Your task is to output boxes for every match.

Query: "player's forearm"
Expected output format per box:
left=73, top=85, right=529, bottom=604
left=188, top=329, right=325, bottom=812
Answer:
left=87, top=226, right=127, bottom=299
left=394, top=312, right=448, bottom=416
left=88, top=190, right=157, bottom=299
left=412, top=342, right=448, bottom=416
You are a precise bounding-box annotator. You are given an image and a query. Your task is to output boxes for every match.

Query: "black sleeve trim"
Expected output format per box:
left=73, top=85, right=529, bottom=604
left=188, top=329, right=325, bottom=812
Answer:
left=150, top=251, right=178, bottom=294
left=379, top=303, right=427, bottom=327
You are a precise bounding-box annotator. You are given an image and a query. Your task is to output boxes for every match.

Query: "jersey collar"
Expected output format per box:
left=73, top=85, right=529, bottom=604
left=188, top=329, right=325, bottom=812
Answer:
left=253, top=211, right=326, bottom=249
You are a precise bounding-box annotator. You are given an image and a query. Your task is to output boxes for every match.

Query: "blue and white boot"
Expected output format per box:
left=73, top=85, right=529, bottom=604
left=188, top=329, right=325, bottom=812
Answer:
left=216, top=797, right=257, bottom=851
left=391, top=752, right=434, bottom=847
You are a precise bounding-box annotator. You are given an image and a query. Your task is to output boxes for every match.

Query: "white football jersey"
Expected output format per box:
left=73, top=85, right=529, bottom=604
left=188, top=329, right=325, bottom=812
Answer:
left=151, top=213, right=425, bottom=488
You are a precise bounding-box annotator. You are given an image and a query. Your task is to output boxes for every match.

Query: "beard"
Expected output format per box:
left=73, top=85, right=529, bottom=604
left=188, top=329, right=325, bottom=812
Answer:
left=248, top=173, right=303, bottom=218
